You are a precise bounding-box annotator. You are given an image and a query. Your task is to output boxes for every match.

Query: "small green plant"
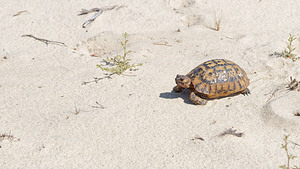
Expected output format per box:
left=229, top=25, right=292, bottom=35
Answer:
left=97, top=32, right=142, bottom=75
left=279, top=134, right=300, bottom=169
left=282, top=33, right=299, bottom=61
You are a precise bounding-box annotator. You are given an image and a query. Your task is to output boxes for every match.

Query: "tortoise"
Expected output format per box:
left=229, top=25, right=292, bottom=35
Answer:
left=173, top=59, right=250, bottom=105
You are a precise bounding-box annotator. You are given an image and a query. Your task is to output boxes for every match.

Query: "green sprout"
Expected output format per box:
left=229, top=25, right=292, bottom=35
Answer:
left=279, top=135, right=300, bottom=169
left=97, top=32, right=142, bottom=75
left=281, top=33, right=299, bottom=61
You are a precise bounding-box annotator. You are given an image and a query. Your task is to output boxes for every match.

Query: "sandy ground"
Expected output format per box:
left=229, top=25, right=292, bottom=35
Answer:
left=1, top=0, right=300, bottom=168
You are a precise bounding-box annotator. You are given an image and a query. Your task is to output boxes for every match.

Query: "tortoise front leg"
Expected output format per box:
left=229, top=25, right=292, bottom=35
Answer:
left=173, top=85, right=184, bottom=92
left=190, top=91, right=207, bottom=105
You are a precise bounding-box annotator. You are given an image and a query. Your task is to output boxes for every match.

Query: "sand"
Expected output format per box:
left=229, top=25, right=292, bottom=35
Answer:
left=1, top=0, right=300, bottom=168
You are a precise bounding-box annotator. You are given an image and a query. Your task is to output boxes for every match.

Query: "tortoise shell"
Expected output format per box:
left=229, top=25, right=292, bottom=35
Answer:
left=186, top=59, right=250, bottom=98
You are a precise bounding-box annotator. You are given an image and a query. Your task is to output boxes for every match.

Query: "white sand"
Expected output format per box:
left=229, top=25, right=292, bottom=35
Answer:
left=1, top=0, right=300, bottom=168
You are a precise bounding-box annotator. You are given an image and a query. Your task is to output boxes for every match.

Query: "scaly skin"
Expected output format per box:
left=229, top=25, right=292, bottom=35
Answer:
left=190, top=91, right=207, bottom=105
left=173, top=85, right=184, bottom=92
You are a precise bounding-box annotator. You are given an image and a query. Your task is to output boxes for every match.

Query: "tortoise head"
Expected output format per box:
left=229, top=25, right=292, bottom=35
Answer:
left=175, top=74, right=191, bottom=88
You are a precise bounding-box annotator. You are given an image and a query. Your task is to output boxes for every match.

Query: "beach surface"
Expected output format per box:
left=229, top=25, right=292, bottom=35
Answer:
left=1, top=0, right=300, bottom=168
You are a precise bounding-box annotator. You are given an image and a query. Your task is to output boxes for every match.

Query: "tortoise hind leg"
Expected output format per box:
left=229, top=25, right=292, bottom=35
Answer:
left=190, top=92, right=207, bottom=105
left=241, top=88, right=251, bottom=96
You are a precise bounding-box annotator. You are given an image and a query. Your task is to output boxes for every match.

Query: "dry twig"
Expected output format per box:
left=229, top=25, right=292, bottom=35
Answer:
left=92, top=101, right=105, bottom=109
left=79, top=8, right=103, bottom=28
left=290, top=140, right=300, bottom=148
left=153, top=41, right=172, bottom=46
left=264, top=83, right=288, bottom=103
left=191, top=136, right=204, bottom=141
left=81, top=76, right=112, bottom=85
left=21, top=34, right=66, bottom=46
left=79, top=5, right=124, bottom=28
left=265, top=86, right=283, bottom=103
left=13, top=10, right=28, bottom=17
left=294, top=112, right=300, bottom=116
left=219, top=128, right=244, bottom=137
left=287, top=77, right=300, bottom=92
left=0, top=132, right=20, bottom=142
left=265, top=77, right=300, bottom=103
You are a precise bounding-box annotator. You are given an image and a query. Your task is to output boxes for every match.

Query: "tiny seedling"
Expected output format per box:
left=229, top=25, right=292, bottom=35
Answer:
left=97, top=32, right=142, bottom=75
left=205, top=13, right=221, bottom=31
left=281, top=33, right=299, bottom=61
left=279, top=134, right=300, bottom=169
left=214, top=14, right=221, bottom=31
left=74, top=106, right=80, bottom=115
